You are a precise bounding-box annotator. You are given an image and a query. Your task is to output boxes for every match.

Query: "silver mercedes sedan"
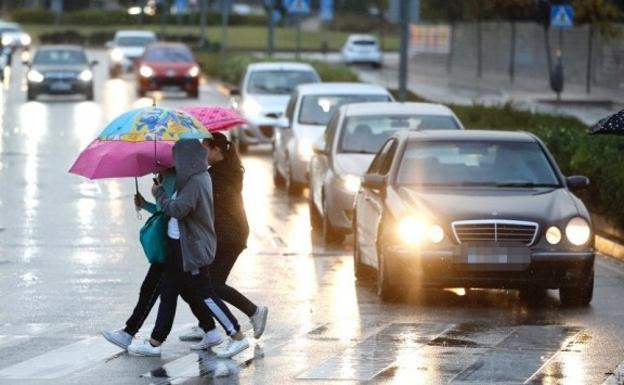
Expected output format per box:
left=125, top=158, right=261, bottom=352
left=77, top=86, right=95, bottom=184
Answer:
left=308, top=102, right=464, bottom=244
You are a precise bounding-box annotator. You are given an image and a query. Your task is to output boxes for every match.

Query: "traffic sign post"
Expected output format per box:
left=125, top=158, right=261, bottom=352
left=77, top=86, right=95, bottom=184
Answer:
left=549, top=5, right=573, bottom=101
left=284, top=0, right=311, bottom=60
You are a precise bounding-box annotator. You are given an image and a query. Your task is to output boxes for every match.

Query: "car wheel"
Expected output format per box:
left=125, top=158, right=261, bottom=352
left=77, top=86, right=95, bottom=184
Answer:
left=376, top=242, right=403, bottom=302
left=85, top=88, right=94, bottom=101
left=372, top=62, right=382, bottom=69
left=322, top=197, right=344, bottom=244
left=272, top=150, right=285, bottom=187
left=285, top=159, right=303, bottom=196
left=559, top=269, right=594, bottom=307
left=187, top=89, right=199, bottom=99
left=27, top=88, right=36, bottom=101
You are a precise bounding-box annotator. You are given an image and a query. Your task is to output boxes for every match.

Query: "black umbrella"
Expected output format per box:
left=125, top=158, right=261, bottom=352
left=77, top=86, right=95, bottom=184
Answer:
left=591, top=109, right=624, bottom=135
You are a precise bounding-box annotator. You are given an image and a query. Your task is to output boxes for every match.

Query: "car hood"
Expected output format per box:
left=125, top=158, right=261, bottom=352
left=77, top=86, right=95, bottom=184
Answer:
left=246, top=94, right=290, bottom=114
left=117, top=46, right=145, bottom=58
left=32, top=64, right=88, bottom=73
left=334, top=153, right=375, bottom=176
left=143, top=61, right=195, bottom=71
left=390, top=186, right=586, bottom=226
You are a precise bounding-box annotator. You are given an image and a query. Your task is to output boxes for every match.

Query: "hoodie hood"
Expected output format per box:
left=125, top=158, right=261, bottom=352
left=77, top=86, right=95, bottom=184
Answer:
left=174, top=140, right=208, bottom=190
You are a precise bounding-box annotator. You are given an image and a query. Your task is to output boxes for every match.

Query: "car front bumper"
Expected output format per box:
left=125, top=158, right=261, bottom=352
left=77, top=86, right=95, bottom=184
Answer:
left=138, top=76, right=198, bottom=92
left=384, top=246, right=595, bottom=289
left=29, top=79, right=91, bottom=95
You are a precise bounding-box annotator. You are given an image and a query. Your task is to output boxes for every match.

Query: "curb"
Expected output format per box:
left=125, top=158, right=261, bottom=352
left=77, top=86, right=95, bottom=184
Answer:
left=596, top=235, right=624, bottom=261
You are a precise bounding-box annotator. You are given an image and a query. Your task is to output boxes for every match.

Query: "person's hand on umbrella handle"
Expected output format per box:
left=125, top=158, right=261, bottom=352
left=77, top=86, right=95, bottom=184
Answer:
left=134, top=193, right=145, bottom=209
left=151, top=179, right=161, bottom=197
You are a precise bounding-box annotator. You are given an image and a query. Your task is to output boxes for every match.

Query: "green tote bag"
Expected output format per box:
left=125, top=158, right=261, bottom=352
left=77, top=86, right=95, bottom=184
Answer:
left=139, top=211, right=168, bottom=264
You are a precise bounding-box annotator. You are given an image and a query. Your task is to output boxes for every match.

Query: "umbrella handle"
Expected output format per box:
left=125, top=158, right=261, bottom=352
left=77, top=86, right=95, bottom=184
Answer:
left=136, top=205, right=142, bottom=220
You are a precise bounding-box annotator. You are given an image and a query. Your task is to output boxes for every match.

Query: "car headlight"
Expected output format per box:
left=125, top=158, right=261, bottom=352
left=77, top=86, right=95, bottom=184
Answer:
left=297, top=140, right=314, bottom=161
left=78, top=69, right=93, bottom=82
left=139, top=65, right=154, bottom=78
left=27, top=69, right=44, bottom=83
left=565, top=217, right=591, bottom=246
left=187, top=65, right=200, bottom=77
left=110, top=48, right=124, bottom=62
left=241, top=98, right=262, bottom=116
left=397, top=216, right=444, bottom=245
left=342, top=174, right=361, bottom=193
left=20, top=34, right=31, bottom=46
left=2, top=36, right=12, bottom=46
left=545, top=226, right=562, bottom=245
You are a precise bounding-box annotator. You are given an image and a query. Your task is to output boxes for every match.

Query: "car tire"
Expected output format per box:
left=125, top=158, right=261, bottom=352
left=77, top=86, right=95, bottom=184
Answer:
left=372, top=62, right=382, bottom=69
left=559, top=269, right=594, bottom=307
left=322, top=197, right=345, bottom=244
left=376, top=243, right=403, bottom=302
left=27, top=88, right=36, bottom=101
left=188, top=89, right=199, bottom=99
left=285, top=159, right=303, bottom=196
left=85, top=88, right=94, bottom=101
left=272, top=148, right=285, bottom=187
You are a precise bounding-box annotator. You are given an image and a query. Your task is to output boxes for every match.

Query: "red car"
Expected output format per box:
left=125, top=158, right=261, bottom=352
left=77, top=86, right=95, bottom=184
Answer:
left=136, top=42, right=200, bottom=98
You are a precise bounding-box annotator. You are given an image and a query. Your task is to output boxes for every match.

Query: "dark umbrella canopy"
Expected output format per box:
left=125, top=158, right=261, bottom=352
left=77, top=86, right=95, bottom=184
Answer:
left=591, top=109, right=624, bottom=135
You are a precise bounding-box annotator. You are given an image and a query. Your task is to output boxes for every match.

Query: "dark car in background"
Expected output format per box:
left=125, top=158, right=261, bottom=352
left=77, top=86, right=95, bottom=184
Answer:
left=136, top=42, right=200, bottom=98
left=353, top=130, right=594, bottom=306
left=25, top=45, right=97, bottom=101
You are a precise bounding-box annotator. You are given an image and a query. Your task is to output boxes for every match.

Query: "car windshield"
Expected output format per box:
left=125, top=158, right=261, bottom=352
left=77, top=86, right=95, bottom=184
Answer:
left=33, top=49, right=88, bottom=65
left=397, top=140, right=561, bottom=188
left=353, top=40, right=377, bottom=46
left=339, top=114, right=460, bottom=154
left=298, top=94, right=390, bottom=125
left=0, top=27, right=20, bottom=33
left=116, top=36, right=156, bottom=47
left=144, top=47, right=192, bottom=62
left=247, top=70, right=319, bottom=95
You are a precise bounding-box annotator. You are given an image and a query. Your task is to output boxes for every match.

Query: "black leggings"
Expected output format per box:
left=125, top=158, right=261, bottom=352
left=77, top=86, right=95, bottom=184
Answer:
left=199, top=244, right=257, bottom=331
left=150, top=238, right=240, bottom=343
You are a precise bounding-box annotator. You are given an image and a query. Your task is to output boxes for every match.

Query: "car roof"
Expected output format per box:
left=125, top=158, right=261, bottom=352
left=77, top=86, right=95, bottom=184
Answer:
left=115, top=30, right=157, bottom=37
left=347, top=34, right=378, bottom=41
left=248, top=61, right=316, bottom=72
left=295, top=82, right=389, bottom=96
left=145, top=42, right=190, bottom=50
left=341, top=102, right=456, bottom=117
left=37, top=44, right=85, bottom=51
left=400, top=130, right=537, bottom=142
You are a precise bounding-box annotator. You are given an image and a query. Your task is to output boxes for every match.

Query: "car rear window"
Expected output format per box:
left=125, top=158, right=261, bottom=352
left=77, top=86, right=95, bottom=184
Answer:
left=353, top=40, right=377, bottom=46
left=298, top=94, right=390, bottom=125
left=247, top=70, right=319, bottom=95
left=397, top=140, right=561, bottom=187
left=339, top=114, right=460, bottom=154
left=116, top=36, right=156, bottom=47
left=144, top=47, right=193, bottom=62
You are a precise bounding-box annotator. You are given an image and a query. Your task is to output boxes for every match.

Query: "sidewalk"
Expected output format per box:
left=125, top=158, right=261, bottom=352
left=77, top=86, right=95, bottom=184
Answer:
left=356, top=54, right=624, bottom=126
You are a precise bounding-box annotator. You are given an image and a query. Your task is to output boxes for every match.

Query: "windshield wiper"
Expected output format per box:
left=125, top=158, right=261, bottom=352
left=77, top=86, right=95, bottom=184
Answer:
left=495, top=182, right=560, bottom=188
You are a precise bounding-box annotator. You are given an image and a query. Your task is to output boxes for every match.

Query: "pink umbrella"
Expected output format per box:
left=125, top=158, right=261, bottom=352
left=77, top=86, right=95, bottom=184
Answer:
left=181, top=107, right=246, bottom=132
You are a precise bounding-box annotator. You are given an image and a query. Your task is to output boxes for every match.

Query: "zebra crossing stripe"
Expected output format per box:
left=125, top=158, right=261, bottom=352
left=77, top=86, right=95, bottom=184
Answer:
left=602, top=361, right=624, bottom=385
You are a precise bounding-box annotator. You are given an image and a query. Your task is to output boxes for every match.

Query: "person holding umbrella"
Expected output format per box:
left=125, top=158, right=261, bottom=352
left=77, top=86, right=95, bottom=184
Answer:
left=128, top=139, right=249, bottom=358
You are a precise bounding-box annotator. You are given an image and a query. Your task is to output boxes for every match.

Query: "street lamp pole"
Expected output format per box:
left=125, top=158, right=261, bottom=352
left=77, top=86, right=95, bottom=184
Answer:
left=398, top=0, right=410, bottom=102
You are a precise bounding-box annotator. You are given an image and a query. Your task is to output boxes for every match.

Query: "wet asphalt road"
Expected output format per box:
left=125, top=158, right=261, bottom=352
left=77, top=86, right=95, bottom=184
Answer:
left=1, top=50, right=624, bottom=385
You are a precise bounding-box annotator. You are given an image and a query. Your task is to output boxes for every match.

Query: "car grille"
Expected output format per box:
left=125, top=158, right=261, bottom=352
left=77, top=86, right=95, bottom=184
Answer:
left=44, top=71, right=77, bottom=80
left=452, top=220, right=538, bottom=245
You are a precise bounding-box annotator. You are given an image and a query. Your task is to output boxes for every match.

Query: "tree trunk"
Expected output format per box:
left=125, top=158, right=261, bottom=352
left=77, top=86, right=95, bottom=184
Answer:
left=543, top=26, right=552, bottom=79
left=509, top=21, right=516, bottom=84
left=446, top=22, right=454, bottom=74
left=476, top=21, right=482, bottom=79
left=586, top=24, right=594, bottom=95
left=199, top=0, right=207, bottom=48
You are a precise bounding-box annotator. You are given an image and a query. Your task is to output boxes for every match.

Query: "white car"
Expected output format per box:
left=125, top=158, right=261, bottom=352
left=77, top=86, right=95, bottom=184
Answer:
left=341, top=34, right=382, bottom=68
left=308, top=102, right=464, bottom=243
left=0, top=22, right=31, bottom=49
left=272, top=83, right=393, bottom=196
left=107, top=30, right=157, bottom=77
left=230, top=62, right=321, bottom=152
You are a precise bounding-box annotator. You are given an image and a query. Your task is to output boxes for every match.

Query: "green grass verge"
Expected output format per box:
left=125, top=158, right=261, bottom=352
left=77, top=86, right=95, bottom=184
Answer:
left=22, top=24, right=400, bottom=51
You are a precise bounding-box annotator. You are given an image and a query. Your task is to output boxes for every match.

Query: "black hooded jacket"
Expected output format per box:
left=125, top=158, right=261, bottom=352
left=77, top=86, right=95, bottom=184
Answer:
left=209, top=160, right=249, bottom=249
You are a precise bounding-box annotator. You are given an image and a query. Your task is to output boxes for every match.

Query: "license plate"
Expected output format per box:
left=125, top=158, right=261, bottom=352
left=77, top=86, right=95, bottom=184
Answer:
left=50, top=82, right=71, bottom=91
left=458, top=243, right=530, bottom=271
left=166, top=69, right=176, bottom=77
left=161, top=85, right=180, bottom=92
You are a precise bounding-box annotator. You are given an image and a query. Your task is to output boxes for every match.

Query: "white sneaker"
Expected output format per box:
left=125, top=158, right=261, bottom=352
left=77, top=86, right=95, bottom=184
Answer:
left=190, top=329, right=224, bottom=350
left=128, top=339, right=161, bottom=357
left=179, top=326, right=205, bottom=342
left=250, top=306, right=268, bottom=339
left=212, top=338, right=249, bottom=358
left=101, top=329, right=132, bottom=350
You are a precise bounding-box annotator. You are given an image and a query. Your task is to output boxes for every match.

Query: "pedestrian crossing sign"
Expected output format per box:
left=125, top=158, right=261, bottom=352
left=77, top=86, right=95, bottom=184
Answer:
left=550, top=5, right=574, bottom=29
left=285, top=0, right=311, bottom=15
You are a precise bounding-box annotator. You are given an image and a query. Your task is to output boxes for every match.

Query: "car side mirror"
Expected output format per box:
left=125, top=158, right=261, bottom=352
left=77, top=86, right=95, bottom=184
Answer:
left=229, top=87, right=240, bottom=96
left=566, top=175, right=590, bottom=191
left=90, top=60, right=99, bottom=66
left=276, top=117, right=290, bottom=129
left=105, top=41, right=114, bottom=49
left=313, top=139, right=327, bottom=155
left=362, top=174, right=385, bottom=190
